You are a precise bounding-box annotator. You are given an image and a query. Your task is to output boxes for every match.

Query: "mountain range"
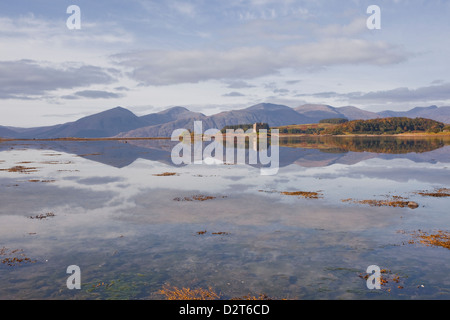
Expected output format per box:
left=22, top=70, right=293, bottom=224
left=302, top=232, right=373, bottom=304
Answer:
left=1, top=103, right=449, bottom=139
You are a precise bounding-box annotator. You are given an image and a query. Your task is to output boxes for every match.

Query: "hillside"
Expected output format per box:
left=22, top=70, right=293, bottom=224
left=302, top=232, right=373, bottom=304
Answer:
left=1, top=103, right=450, bottom=139
left=140, top=106, right=205, bottom=126
left=294, top=104, right=380, bottom=121
left=276, top=118, right=448, bottom=135
left=16, top=107, right=150, bottom=139
left=337, top=106, right=380, bottom=120
left=117, top=103, right=314, bottom=138
left=294, top=104, right=346, bottom=122
left=378, top=105, right=450, bottom=124
left=0, top=126, right=18, bottom=139
left=324, top=117, right=447, bottom=135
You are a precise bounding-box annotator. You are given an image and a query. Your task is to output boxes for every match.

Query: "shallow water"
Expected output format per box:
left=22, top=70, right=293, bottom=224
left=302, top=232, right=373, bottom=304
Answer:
left=0, top=136, right=449, bottom=300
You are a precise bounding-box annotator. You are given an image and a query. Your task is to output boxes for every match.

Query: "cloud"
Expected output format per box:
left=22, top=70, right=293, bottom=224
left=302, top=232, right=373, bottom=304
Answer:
left=295, top=91, right=341, bottom=99
left=285, top=79, right=301, bottom=85
left=314, top=17, right=368, bottom=37
left=225, top=80, right=255, bottom=89
left=0, top=60, right=118, bottom=99
left=295, top=83, right=450, bottom=106
left=114, top=86, right=131, bottom=91
left=113, top=38, right=408, bottom=86
left=347, top=83, right=450, bottom=104
left=223, top=91, right=246, bottom=97
left=62, top=90, right=124, bottom=100
left=0, top=15, right=134, bottom=47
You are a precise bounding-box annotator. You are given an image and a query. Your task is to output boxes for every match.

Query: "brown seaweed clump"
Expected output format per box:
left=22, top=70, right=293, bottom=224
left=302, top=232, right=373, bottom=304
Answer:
left=153, top=172, right=178, bottom=176
left=0, top=166, right=39, bottom=174
left=280, top=191, right=323, bottom=199
left=342, top=198, right=419, bottom=209
left=408, top=230, right=450, bottom=250
left=259, top=190, right=323, bottom=199
left=157, top=284, right=274, bottom=300
left=158, top=284, right=221, bottom=300
left=0, top=247, right=36, bottom=266
left=359, top=268, right=404, bottom=290
left=28, top=179, right=56, bottom=183
left=416, top=188, right=450, bottom=198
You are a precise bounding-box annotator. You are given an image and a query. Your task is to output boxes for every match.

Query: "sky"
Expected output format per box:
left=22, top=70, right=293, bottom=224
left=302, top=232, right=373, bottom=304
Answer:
left=0, top=0, right=450, bottom=127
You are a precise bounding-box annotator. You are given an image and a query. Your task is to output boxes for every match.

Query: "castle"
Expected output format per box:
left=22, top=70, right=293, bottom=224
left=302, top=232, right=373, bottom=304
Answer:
left=253, top=123, right=268, bottom=133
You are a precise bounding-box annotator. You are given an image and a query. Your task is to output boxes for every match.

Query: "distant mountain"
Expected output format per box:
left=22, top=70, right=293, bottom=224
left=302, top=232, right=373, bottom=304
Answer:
left=14, top=124, right=66, bottom=139
left=118, top=103, right=314, bottom=138
left=140, top=106, right=205, bottom=126
left=1, top=103, right=449, bottom=140
left=378, top=105, right=450, bottom=123
left=0, top=126, right=18, bottom=138
left=294, top=104, right=346, bottom=122
left=210, top=103, right=313, bottom=127
left=118, top=113, right=208, bottom=138
left=294, top=104, right=380, bottom=121
left=337, top=106, right=380, bottom=120
left=16, top=107, right=150, bottom=139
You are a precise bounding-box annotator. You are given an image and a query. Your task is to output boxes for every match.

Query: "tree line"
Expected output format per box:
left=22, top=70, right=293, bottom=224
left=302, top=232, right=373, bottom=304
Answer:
left=221, top=123, right=270, bottom=133
left=323, top=117, right=446, bottom=135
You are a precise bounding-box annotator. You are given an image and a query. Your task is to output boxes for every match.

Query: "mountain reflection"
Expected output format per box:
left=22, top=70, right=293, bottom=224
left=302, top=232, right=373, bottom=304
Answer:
left=1, top=135, right=449, bottom=169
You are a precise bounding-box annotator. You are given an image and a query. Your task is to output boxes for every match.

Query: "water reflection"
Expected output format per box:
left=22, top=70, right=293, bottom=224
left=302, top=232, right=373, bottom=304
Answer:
left=279, top=135, right=450, bottom=154
left=1, top=136, right=449, bottom=170
left=0, top=137, right=449, bottom=300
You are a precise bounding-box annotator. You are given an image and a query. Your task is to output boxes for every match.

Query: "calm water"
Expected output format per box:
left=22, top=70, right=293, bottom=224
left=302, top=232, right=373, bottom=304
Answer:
left=0, top=136, right=449, bottom=300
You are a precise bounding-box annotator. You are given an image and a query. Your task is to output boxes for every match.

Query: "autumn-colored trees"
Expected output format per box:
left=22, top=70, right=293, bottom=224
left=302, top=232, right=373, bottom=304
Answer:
left=322, top=117, right=445, bottom=135
left=221, top=123, right=269, bottom=133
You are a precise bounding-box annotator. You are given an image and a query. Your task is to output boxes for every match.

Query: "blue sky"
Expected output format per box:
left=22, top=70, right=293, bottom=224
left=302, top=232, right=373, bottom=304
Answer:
left=0, top=0, right=450, bottom=126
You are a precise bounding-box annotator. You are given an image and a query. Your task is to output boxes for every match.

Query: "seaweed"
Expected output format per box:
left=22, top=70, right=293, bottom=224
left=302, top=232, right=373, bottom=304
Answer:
left=29, top=212, right=55, bottom=220
left=0, top=247, right=36, bottom=267
left=157, top=284, right=221, bottom=300
left=416, top=188, right=450, bottom=198
left=342, top=198, right=419, bottom=209
left=174, top=195, right=227, bottom=202
left=153, top=172, right=178, bottom=176
left=0, top=165, right=39, bottom=174
left=407, top=230, right=450, bottom=250
left=280, top=191, right=323, bottom=199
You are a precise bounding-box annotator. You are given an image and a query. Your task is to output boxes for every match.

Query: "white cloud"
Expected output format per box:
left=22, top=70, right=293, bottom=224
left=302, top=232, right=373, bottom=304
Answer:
left=314, top=17, right=368, bottom=37
left=348, top=83, right=450, bottom=104
left=113, top=38, right=408, bottom=86
left=0, top=15, right=135, bottom=63
left=0, top=60, right=118, bottom=99
left=223, top=91, right=246, bottom=97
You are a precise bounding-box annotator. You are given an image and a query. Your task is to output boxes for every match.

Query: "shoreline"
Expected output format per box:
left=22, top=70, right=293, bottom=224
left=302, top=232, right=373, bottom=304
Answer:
left=1, top=132, right=450, bottom=142
left=0, top=137, right=171, bottom=142
left=277, top=132, right=450, bottom=138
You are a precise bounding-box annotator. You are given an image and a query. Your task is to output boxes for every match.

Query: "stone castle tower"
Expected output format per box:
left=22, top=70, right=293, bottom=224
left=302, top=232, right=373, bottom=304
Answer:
left=253, top=123, right=266, bottom=133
